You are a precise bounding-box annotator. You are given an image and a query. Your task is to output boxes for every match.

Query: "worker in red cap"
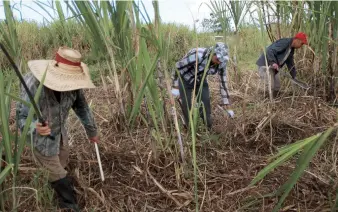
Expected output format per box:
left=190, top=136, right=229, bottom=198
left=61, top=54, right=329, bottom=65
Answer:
left=256, top=32, right=308, bottom=98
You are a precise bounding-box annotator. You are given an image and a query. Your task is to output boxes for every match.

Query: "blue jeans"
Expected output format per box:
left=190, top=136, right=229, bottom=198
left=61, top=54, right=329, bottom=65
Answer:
left=178, top=80, right=212, bottom=129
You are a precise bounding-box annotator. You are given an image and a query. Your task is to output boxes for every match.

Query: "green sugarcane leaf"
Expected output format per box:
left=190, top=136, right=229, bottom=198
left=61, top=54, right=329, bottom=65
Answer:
left=250, top=145, right=302, bottom=186
left=0, top=164, right=13, bottom=185
left=4, top=72, right=14, bottom=110
left=269, top=134, right=320, bottom=160
left=15, top=69, right=47, bottom=174
left=272, top=127, right=335, bottom=212
left=190, top=106, right=199, bottom=210
left=55, top=0, right=65, bottom=21
left=0, top=71, right=12, bottom=163
left=128, top=53, right=160, bottom=126
left=33, top=1, right=55, bottom=21
left=5, top=93, right=30, bottom=107
left=276, top=136, right=317, bottom=196
left=3, top=0, right=19, bottom=57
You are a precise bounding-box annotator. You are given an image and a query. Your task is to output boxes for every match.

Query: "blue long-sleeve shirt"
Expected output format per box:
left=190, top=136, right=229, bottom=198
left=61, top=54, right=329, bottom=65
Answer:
left=256, top=38, right=297, bottom=79
left=17, top=73, right=97, bottom=157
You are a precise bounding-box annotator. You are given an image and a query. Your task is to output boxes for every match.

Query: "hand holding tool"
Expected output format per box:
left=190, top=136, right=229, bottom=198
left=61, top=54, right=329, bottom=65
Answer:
left=0, top=43, right=55, bottom=139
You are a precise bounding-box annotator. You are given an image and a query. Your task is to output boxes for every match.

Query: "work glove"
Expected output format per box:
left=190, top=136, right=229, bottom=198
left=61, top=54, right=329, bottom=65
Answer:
left=89, top=136, right=99, bottom=143
left=271, top=63, right=279, bottom=71
left=226, top=110, right=235, bottom=118
left=171, top=88, right=180, bottom=98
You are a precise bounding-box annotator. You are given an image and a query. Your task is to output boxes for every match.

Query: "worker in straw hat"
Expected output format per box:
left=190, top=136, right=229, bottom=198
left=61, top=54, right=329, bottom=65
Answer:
left=17, top=47, right=99, bottom=212
left=171, top=42, right=234, bottom=130
left=256, top=32, right=308, bottom=98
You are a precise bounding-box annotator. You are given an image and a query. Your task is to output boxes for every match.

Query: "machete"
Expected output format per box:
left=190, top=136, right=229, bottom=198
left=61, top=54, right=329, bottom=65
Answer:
left=1, top=43, right=105, bottom=181
left=269, top=65, right=310, bottom=89
left=279, top=70, right=310, bottom=89
left=0, top=43, right=55, bottom=139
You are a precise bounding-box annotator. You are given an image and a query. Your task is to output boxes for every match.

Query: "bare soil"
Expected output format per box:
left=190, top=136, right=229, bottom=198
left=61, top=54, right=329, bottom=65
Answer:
left=4, top=71, right=338, bottom=212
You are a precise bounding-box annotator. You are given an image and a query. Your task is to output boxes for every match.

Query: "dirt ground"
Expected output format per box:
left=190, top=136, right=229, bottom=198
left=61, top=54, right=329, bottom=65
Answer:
left=5, top=71, right=338, bottom=212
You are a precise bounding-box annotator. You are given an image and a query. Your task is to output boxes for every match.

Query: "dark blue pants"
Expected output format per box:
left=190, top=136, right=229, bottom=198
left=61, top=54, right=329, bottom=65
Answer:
left=178, top=80, right=212, bottom=129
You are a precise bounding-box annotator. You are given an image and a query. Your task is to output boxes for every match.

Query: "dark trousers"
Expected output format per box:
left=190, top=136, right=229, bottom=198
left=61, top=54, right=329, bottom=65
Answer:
left=178, top=79, right=212, bottom=129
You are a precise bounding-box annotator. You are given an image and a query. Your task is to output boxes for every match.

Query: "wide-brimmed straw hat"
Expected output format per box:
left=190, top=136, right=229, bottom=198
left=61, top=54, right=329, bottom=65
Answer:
left=28, top=47, right=95, bottom=92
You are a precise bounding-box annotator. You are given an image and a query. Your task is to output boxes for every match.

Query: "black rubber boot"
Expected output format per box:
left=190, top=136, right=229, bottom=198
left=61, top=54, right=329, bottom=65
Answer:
left=50, top=177, right=80, bottom=212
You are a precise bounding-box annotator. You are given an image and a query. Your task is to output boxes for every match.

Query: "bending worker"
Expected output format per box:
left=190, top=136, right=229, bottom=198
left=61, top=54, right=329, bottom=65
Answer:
left=171, top=42, right=234, bottom=130
left=17, top=47, right=99, bottom=212
left=256, top=32, right=308, bottom=97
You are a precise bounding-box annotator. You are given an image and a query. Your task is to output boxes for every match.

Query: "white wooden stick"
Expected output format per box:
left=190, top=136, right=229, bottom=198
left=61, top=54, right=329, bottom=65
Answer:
left=94, top=142, right=105, bottom=181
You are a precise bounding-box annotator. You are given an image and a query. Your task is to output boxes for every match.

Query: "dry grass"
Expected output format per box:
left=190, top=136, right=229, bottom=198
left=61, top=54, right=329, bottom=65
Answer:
left=2, top=70, right=337, bottom=212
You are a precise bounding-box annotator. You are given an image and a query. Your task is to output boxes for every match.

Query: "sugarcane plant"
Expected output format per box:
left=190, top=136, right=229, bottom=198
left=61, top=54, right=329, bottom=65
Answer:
left=0, top=46, right=46, bottom=211
left=63, top=0, right=189, bottom=165
left=0, top=0, right=21, bottom=67
left=249, top=1, right=338, bottom=211
left=273, top=0, right=337, bottom=101
left=250, top=125, right=338, bottom=212
left=0, top=1, right=52, bottom=210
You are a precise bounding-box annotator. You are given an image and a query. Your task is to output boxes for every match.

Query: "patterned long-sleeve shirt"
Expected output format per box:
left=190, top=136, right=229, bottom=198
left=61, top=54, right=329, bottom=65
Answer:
left=17, top=73, right=97, bottom=157
left=172, top=47, right=231, bottom=105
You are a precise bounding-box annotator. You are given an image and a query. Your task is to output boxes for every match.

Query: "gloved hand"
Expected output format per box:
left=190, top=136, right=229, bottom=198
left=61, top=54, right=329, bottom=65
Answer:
left=226, top=110, right=235, bottom=118
left=272, top=63, right=279, bottom=71
left=89, top=136, right=99, bottom=143
left=171, top=88, right=180, bottom=98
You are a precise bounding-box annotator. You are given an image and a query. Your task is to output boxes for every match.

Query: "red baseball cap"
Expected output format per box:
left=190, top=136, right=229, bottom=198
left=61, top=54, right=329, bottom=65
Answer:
left=294, top=32, right=308, bottom=45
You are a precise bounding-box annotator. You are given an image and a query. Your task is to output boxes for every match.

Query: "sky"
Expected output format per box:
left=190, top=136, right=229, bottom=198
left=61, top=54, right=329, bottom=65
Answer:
left=143, top=0, right=211, bottom=28
left=0, top=0, right=212, bottom=29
